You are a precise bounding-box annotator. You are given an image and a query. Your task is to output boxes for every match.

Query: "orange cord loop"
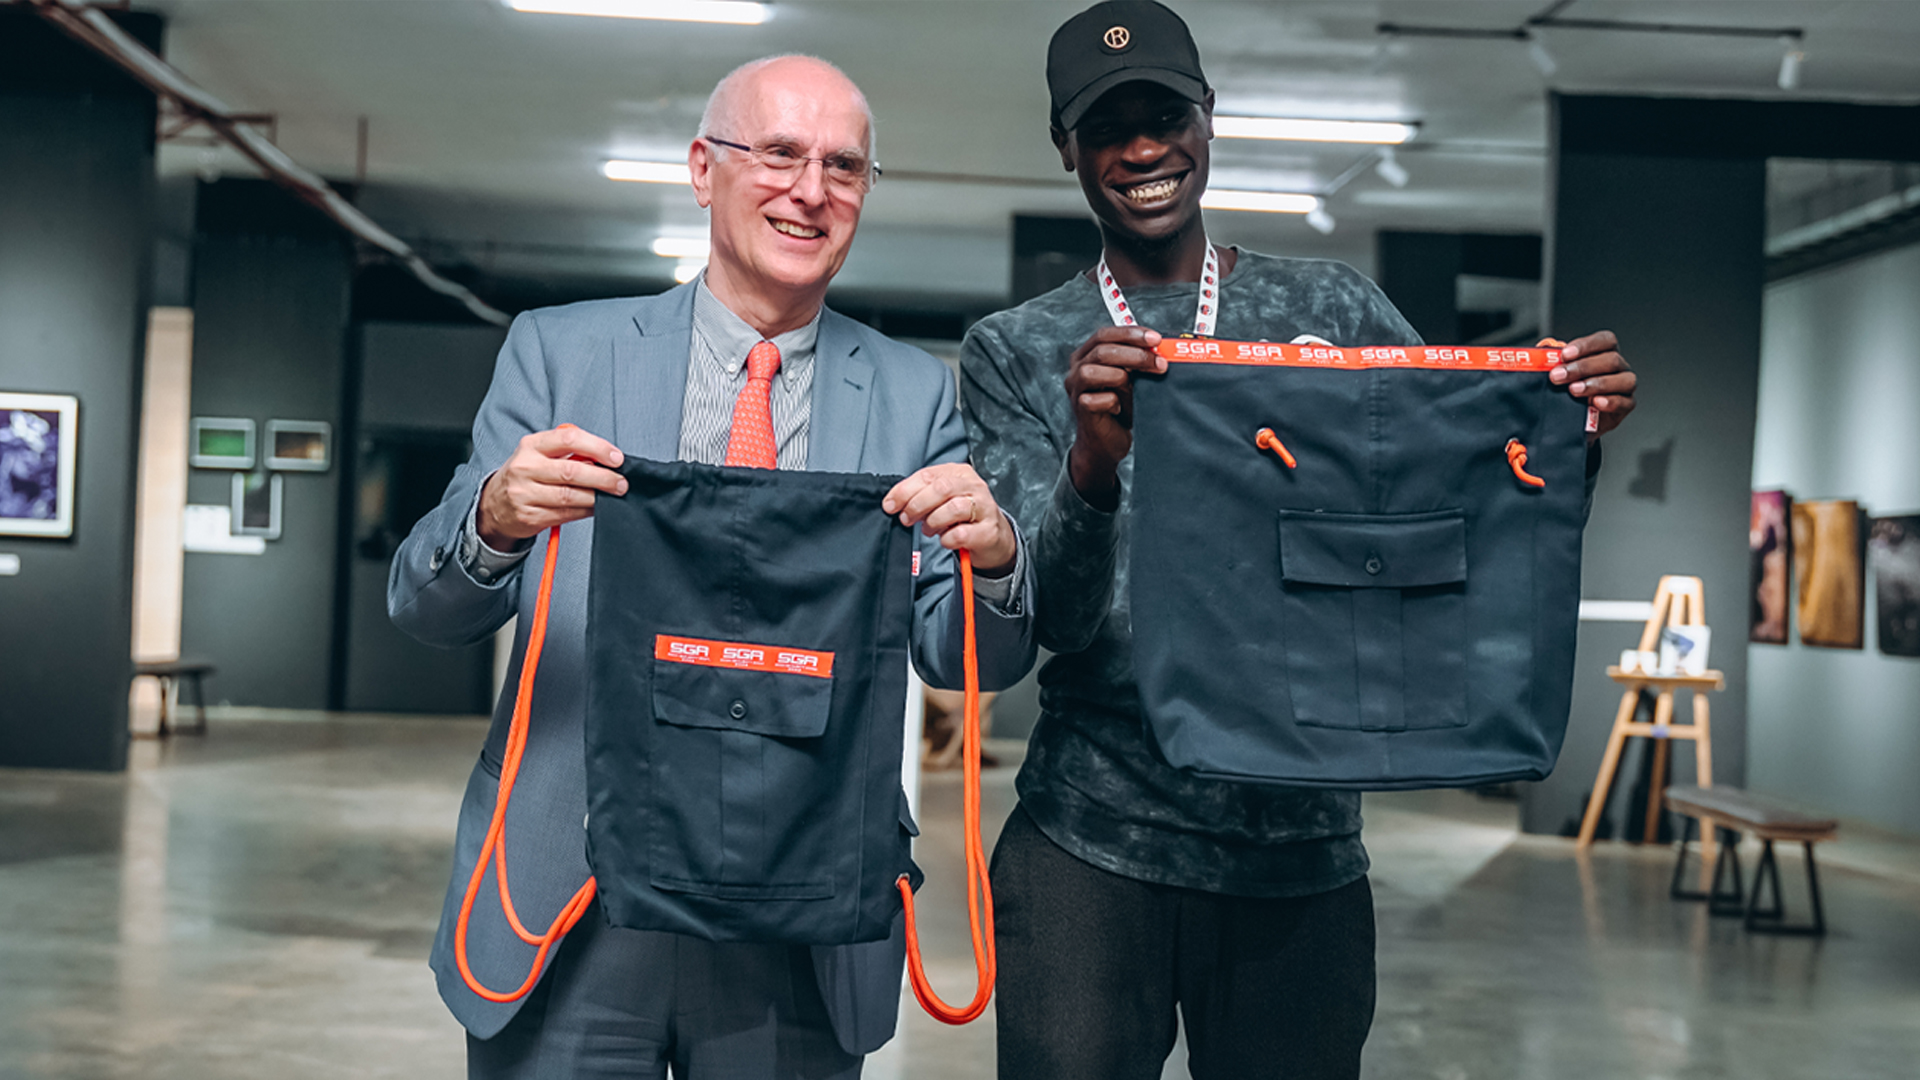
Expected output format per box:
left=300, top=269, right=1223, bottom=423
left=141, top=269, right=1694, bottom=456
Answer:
left=899, top=549, right=997, bottom=1024
left=1505, top=438, right=1546, bottom=489
left=1254, top=427, right=1297, bottom=469
left=455, top=521, right=598, bottom=1003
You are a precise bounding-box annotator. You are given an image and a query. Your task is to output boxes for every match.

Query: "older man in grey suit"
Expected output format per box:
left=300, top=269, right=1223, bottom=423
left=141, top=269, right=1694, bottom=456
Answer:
left=390, top=55, right=1036, bottom=1079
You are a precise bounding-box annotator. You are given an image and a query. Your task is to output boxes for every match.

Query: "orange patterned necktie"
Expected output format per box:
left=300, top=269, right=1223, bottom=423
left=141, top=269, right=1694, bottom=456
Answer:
left=723, top=340, right=782, bottom=469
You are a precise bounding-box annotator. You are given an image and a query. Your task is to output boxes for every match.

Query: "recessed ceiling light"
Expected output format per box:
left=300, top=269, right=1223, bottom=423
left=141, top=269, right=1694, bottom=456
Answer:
left=1201, top=190, right=1321, bottom=215
left=652, top=237, right=711, bottom=258
left=673, top=259, right=707, bottom=283
left=507, top=0, right=769, bottom=25
left=605, top=159, right=691, bottom=184
left=1213, top=117, right=1415, bottom=145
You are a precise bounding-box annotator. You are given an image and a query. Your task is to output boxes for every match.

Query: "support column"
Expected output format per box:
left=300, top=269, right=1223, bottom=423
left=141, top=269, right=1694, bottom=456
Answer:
left=1524, top=96, right=1765, bottom=835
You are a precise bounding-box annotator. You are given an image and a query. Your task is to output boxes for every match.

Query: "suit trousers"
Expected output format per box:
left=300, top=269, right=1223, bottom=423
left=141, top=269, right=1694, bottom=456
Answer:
left=991, top=806, right=1376, bottom=1080
left=467, top=900, right=863, bottom=1080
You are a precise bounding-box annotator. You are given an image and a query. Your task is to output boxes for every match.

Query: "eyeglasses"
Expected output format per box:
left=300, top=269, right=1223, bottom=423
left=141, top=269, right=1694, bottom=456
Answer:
left=703, top=136, right=881, bottom=193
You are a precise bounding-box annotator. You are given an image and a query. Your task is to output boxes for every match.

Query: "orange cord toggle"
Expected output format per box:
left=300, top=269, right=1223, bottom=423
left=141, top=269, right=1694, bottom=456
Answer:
left=1254, top=427, right=1297, bottom=469
left=1506, top=438, right=1546, bottom=488
left=898, top=548, right=997, bottom=1024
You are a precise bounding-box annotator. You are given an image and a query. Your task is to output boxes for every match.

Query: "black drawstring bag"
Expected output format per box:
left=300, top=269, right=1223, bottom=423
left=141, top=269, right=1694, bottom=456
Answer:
left=1129, top=349, right=1590, bottom=790
left=585, top=458, right=921, bottom=945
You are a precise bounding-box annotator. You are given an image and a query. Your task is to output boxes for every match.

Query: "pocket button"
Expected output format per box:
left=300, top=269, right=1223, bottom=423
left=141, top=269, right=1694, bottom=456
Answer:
left=729, top=700, right=749, bottom=720
left=1364, top=554, right=1383, bottom=576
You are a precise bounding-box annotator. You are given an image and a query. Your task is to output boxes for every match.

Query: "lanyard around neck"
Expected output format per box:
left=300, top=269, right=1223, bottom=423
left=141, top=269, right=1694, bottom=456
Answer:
left=1095, top=239, right=1220, bottom=338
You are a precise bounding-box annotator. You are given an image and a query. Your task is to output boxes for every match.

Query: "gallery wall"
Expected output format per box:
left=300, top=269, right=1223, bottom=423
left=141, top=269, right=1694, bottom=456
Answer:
left=1748, top=238, right=1920, bottom=836
left=0, top=10, right=160, bottom=770
left=177, top=183, right=352, bottom=710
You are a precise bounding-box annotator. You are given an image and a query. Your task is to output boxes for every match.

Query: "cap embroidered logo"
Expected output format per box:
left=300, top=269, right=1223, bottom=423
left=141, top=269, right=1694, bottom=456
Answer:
left=1103, top=25, right=1130, bottom=50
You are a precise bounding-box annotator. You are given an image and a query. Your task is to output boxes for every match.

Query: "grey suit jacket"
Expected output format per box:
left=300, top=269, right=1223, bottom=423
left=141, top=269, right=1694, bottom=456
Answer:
left=388, top=282, right=1037, bottom=1053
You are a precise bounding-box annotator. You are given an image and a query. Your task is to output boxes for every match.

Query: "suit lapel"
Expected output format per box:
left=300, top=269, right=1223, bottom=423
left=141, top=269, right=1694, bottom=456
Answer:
left=807, top=309, right=874, bottom=473
left=613, top=284, right=696, bottom=461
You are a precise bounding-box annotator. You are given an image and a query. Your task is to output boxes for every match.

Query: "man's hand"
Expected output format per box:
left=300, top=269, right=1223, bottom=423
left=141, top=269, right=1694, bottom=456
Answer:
left=883, top=463, right=1017, bottom=576
left=1064, top=325, right=1166, bottom=509
left=477, top=425, right=628, bottom=548
left=1549, top=330, right=1637, bottom=440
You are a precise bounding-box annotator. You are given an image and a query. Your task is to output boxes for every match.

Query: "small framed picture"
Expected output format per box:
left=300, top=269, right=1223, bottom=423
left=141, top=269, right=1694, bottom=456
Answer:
left=0, top=391, right=79, bottom=538
left=231, top=471, right=283, bottom=540
left=265, top=419, right=332, bottom=472
left=190, top=417, right=256, bottom=469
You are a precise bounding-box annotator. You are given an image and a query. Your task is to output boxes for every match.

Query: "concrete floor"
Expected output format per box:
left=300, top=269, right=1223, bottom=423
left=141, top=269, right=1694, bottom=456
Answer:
left=3, top=715, right=1918, bottom=1079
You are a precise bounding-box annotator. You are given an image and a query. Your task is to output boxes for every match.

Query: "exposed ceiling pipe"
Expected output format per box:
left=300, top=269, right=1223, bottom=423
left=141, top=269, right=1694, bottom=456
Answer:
left=29, top=0, right=512, bottom=327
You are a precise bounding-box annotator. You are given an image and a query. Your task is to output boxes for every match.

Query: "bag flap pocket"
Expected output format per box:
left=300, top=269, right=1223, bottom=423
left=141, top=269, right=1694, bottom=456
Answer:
left=652, top=640, right=834, bottom=739
left=1277, top=510, right=1467, bottom=589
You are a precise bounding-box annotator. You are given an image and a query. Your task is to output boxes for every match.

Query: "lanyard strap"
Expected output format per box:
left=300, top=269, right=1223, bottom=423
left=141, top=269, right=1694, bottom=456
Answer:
left=1096, top=239, right=1220, bottom=338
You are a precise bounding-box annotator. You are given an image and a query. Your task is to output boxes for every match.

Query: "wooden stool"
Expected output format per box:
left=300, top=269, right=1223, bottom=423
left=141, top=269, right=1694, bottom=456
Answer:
left=1576, top=576, right=1722, bottom=849
left=133, top=659, right=214, bottom=736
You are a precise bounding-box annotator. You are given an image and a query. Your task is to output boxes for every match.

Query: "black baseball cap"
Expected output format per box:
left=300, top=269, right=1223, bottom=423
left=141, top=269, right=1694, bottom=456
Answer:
left=1047, top=0, right=1209, bottom=132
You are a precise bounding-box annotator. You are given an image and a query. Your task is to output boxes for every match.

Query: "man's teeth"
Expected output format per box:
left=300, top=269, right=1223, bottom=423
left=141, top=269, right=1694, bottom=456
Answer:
left=1125, top=178, right=1180, bottom=203
left=771, top=220, right=823, bottom=239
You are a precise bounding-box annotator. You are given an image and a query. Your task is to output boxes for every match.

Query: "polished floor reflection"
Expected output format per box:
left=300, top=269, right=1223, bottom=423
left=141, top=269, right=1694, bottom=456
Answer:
left=3, top=715, right=1918, bottom=1079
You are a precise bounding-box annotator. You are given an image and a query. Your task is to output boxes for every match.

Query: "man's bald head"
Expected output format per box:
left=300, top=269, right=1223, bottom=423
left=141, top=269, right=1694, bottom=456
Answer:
left=699, top=54, right=875, bottom=160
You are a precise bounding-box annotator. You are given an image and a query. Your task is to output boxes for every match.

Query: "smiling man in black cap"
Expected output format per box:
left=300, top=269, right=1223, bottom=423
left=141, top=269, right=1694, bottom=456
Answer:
left=960, top=2, right=1638, bottom=1078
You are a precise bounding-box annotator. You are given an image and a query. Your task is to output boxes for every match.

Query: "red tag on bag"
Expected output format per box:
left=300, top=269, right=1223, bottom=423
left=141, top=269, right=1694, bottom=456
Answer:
left=654, top=635, right=834, bottom=678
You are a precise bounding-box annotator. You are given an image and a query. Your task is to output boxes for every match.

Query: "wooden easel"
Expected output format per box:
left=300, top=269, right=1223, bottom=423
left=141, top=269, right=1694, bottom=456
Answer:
left=1576, top=575, right=1725, bottom=849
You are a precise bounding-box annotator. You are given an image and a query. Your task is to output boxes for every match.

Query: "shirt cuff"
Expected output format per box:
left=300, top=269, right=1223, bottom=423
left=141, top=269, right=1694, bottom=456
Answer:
left=458, top=473, right=533, bottom=585
left=968, top=516, right=1026, bottom=615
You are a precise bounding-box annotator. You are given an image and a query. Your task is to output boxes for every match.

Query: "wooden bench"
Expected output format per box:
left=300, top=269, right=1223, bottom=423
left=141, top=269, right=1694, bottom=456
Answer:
left=1664, top=784, right=1838, bottom=936
left=133, top=659, right=215, bottom=737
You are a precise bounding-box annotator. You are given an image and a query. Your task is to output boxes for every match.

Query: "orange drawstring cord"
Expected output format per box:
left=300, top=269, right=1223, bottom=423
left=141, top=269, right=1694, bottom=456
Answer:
left=1254, top=427, right=1297, bottom=469
left=456, top=519, right=598, bottom=1002
left=898, top=549, right=996, bottom=1024
left=1506, top=438, right=1546, bottom=488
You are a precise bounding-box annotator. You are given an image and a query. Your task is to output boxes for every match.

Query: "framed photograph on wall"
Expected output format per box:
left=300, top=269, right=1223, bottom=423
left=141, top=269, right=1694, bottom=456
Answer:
left=190, top=417, right=256, bottom=469
left=265, top=419, right=332, bottom=472
left=1869, top=514, right=1920, bottom=658
left=1750, top=489, right=1792, bottom=644
left=0, top=392, right=78, bottom=538
left=1791, top=499, right=1865, bottom=649
left=231, top=471, right=283, bottom=540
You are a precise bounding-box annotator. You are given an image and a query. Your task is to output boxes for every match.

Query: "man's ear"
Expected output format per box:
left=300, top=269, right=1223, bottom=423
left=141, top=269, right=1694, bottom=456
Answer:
left=1051, top=124, right=1074, bottom=172
left=1202, top=88, right=1216, bottom=139
left=688, top=139, right=715, bottom=209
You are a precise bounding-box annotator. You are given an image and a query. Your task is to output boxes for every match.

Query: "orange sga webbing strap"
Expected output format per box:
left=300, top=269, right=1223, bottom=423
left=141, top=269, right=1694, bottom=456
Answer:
left=455, top=513, right=993, bottom=1021
left=1157, top=339, right=1563, bottom=371
left=898, top=549, right=996, bottom=1024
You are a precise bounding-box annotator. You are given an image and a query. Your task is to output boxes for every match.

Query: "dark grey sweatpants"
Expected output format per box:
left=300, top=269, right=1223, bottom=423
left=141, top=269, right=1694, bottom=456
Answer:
left=991, top=805, right=1376, bottom=1080
left=467, top=902, right=863, bottom=1080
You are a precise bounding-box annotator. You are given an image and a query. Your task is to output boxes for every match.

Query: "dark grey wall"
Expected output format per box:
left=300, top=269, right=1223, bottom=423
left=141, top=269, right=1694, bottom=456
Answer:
left=0, top=11, right=160, bottom=770
left=179, top=226, right=351, bottom=709
left=340, top=321, right=505, bottom=715
left=1523, top=101, right=1767, bottom=836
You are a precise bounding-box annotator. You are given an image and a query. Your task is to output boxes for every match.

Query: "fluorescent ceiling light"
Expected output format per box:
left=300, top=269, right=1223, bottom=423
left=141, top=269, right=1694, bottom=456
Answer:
left=1306, top=207, right=1337, bottom=235
left=1201, top=189, right=1320, bottom=215
left=507, top=0, right=769, bottom=25
left=652, top=236, right=711, bottom=258
left=605, top=159, right=691, bottom=184
left=673, top=260, right=707, bottom=284
left=1213, top=116, right=1415, bottom=145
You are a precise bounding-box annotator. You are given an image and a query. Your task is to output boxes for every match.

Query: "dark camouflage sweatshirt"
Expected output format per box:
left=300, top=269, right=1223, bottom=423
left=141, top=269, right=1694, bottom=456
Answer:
left=960, top=249, right=1422, bottom=896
